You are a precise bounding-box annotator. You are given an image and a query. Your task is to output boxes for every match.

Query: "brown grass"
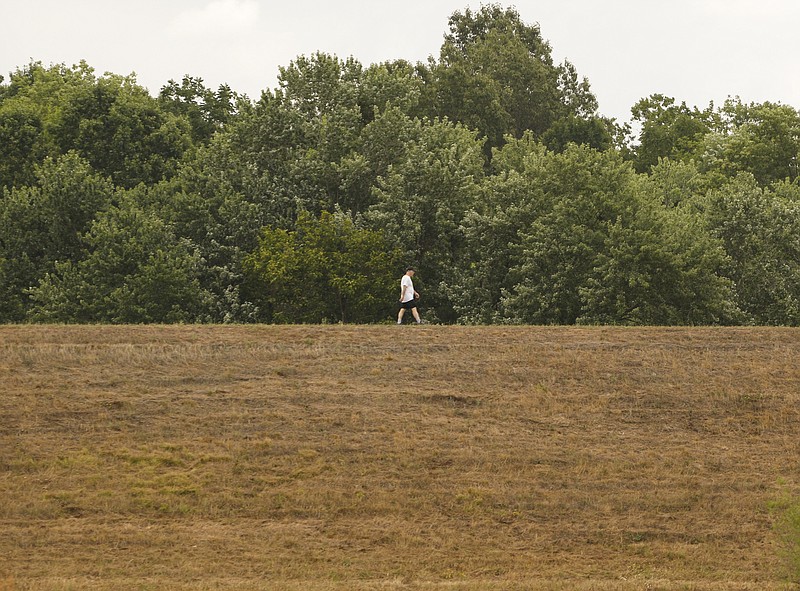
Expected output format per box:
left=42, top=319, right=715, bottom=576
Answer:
left=1, top=324, right=799, bottom=590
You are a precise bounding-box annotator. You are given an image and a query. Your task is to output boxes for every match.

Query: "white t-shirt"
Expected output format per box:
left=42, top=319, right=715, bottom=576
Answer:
left=400, top=274, right=415, bottom=302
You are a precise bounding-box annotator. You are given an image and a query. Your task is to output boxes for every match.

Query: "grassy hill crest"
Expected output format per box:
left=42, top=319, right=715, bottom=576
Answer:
left=2, top=325, right=799, bottom=590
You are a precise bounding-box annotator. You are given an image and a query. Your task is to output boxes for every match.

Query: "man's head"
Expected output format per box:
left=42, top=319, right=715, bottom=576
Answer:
left=405, top=267, right=415, bottom=276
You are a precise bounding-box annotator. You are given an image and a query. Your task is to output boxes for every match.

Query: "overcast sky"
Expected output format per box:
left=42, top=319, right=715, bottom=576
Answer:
left=2, top=0, right=799, bottom=124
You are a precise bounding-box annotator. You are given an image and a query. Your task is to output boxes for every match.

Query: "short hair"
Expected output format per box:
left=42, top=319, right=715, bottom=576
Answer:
left=406, top=266, right=415, bottom=272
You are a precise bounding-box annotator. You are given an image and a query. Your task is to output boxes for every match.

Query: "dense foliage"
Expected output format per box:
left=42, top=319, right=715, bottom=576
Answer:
left=2, top=5, right=799, bottom=324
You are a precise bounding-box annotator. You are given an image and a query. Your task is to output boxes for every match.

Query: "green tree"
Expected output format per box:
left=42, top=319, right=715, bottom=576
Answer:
left=0, top=109, right=43, bottom=189
left=361, top=117, right=485, bottom=321
left=158, top=75, right=241, bottom=144
left=243, top=210, right=401, bottom=323
left=278, top=52, right=362, bottom=118
left=699, top=99, right=800, bottom=186
left=28, top=196, right=210, bottom=323
left=0, top=61, right=194, bottom=190
left=645, top=158, right=708, bottom=207
left=630, top=94, right=715, bottom=173
left=358, top=60, right=426, bottom=122
left=696, top=174, right=800, bottom=324
left=129, top=177, right=261, bottom=323
left=0, top=61, right=91, bottom=189
left=577, top=202, right=738, bottom=325
left=470, top=141, right=737, bottom=325
left=425, top=4, right=599, bottom=155
left=442, top=133, right=548, bottom=323
left=0, top=153, right=114, bottom=321
left=541, top=114, right=614, bottom=153
left=53, top=71, right=192, bottom=188
left=223, top=53, right=372, bottom=219
left=216, top=89, right=308, bottom=226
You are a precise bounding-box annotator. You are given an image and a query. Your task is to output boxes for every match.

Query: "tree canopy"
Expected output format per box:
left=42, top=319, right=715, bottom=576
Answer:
left=2, top=4, right=799, bottom=325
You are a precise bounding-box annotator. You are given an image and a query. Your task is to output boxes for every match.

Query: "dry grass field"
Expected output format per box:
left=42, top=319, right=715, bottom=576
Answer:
left=1, top=324, right=800, bottom=590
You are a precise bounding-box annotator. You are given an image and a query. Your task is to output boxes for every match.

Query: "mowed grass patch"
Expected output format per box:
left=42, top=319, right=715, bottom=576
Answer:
left=1, top=325, right=799, bottom=590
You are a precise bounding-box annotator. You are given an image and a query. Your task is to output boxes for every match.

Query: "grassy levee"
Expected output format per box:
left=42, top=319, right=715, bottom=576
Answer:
left=1, top=324, right=799, bottom=590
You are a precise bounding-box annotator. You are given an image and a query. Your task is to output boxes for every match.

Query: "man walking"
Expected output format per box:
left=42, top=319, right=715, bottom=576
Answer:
left=397, top=267, right=422, bottom=324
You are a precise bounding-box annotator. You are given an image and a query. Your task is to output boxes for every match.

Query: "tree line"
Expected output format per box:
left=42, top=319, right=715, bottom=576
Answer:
left=1, top=5, right=799, bottom=325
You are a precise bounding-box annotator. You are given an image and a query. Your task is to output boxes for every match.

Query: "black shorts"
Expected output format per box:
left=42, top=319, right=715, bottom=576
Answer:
left=400, top=299, right=417, bottom=310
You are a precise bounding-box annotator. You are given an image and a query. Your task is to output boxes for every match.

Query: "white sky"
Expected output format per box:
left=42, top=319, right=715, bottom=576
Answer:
left=2, top=0, right=799, bottom=124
